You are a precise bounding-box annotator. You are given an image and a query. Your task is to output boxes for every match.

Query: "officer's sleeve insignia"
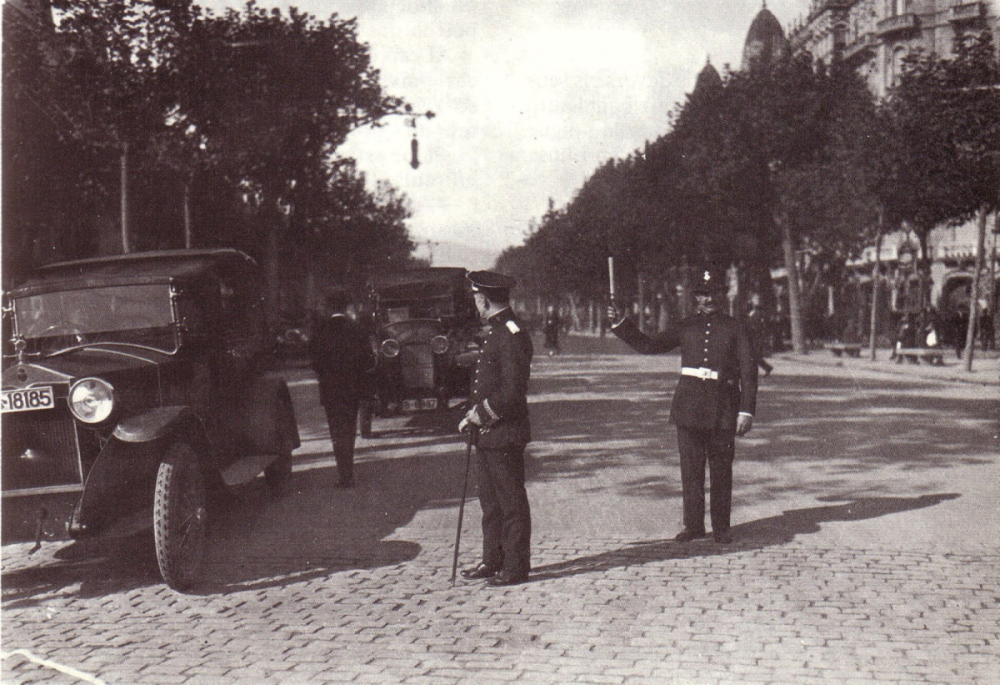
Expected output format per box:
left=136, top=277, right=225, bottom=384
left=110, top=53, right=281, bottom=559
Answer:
left=506, top=320, right=521, bottom=334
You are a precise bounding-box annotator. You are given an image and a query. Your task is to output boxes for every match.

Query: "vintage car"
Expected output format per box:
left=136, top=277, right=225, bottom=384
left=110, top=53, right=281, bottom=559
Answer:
left=360, top=267, right=483, bottom=437
left=1, top=249, right=300, bottom=590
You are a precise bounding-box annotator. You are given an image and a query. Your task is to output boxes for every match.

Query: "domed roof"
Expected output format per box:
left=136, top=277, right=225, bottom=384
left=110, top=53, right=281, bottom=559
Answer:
left=741, top=4, right=786, bottom=71
left=694, top=59, right=723, bottom=96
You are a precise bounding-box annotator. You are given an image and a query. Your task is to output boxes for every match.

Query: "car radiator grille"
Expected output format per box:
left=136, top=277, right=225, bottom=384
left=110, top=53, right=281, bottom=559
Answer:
left=400, top=345, right=435, bottom=389
left=2, top=405, right=84, bottom=491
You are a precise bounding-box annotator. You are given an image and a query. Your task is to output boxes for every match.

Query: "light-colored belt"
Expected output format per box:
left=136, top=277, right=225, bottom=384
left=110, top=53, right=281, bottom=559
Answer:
left=681, top=366, right=719, bottom=380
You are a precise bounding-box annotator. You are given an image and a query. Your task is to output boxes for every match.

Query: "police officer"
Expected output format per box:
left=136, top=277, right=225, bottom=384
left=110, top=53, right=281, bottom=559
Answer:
left=608, top=266, right=757, bottom=544
left=459, top=270, right=534, bottom=586
left=309, top=289, right=375, bottom=488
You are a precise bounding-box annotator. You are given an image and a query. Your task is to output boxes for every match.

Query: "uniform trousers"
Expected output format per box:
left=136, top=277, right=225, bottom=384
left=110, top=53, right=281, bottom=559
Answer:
left=324, top=398, right=359, bottom=484
left=676, top=426, right=735, bottom=534
left=477, top=445, right=531, bottom=576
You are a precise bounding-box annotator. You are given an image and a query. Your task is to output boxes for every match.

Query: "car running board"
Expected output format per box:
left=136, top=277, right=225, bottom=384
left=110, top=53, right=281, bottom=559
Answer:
left=221, top=454, right=278, bottom=487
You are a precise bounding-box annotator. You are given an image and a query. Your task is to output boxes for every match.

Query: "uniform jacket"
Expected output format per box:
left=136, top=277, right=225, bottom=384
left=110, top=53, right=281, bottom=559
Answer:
left=471, top=308, right=533, bottom=449
left=612, top=311, right=757, bottom=433
left=309, top=314, right=375, bottom=407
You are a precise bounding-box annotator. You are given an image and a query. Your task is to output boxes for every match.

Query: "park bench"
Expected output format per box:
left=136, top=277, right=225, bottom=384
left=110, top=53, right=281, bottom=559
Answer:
left=894, top=347, right=945, bottom=365
left=827, top=342, right=862, bottom=358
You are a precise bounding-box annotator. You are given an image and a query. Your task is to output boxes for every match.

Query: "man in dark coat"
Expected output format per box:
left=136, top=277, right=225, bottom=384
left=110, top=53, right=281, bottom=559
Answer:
left=608, top=266, right=758, bottom=544
left=543, top=304, right=561, bottom=356
left=458, top=270, right=534, bottom=586
left=745, top=293, right=773, bottom=377
left=309, top=290, right=375, bottom=488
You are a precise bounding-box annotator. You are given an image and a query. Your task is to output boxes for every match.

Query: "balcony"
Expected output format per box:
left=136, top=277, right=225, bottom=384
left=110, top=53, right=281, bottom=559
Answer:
left=843, top=33, right=876, bottom=64
left=877, top=13, right=920, bottom=37
left=950, top=2, right=986, bottom=25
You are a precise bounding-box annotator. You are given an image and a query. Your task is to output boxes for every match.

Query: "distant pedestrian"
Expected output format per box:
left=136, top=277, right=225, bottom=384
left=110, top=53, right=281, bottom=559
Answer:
left=459, top=271, right=534, bottom=586
left=745, top=294, right=773, bottom=377
left=309, top=289, right=375, bottom=488
left=608, top=265, right=758, bottom=544
left=979, top=303, right=994, bottom=351
left=543, top=304, right=561, bottom=356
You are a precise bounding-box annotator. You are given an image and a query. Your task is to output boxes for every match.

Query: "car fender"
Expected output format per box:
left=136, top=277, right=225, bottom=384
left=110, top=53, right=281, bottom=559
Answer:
left=112, top=406, right=206, bottom=445
left=244, top=375, right=300, bottom=454
left=70, top=408, right=212, bottom=538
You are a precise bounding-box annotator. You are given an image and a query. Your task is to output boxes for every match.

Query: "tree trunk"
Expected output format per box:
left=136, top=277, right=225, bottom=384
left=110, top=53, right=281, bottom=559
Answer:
left=963, top=208, right=987, bottom=371
left=637, top=274, right=646, bottom=334
left=780, top=215, right=807, bottom=353
left=120, top=142, right=130, bottom=254
left=868, top=213, right=885, bottom=360
left=183, top=179, right=192, bottom=249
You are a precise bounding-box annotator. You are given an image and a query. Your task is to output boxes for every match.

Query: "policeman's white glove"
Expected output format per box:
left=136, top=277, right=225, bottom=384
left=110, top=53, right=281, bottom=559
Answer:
left=458, top=405, right=484, bottom=434
left=736, top=414, right=753, bottom=436
left=607, top=301, right=625, bottom=326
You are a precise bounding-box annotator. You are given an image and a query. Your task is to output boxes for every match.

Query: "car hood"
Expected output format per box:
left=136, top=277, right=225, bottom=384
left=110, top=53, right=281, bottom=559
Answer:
left=3, top=346, right=170, bottom=389
left=381, top=319, right=445, bottom=344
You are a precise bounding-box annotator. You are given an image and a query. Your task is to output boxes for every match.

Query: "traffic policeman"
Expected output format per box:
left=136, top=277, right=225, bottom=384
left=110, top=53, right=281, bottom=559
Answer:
left=459, top=270, right=533, bottom=586
left=608, top=266, right=757, bottom=544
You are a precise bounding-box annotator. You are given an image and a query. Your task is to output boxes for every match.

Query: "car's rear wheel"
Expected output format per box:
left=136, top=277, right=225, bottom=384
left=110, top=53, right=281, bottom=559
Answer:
left=264, top=451, right=292, bottom=495
left=154, top=443, right=207, bottom=591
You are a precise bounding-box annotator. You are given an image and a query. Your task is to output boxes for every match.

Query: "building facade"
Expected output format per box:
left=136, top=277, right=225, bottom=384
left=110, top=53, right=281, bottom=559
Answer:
left=746, top=1, right=999, bottom=345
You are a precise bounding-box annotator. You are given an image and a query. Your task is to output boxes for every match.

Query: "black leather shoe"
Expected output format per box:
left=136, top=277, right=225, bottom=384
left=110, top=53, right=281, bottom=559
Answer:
left=674, top=529, right=708, bottom=542
left=460, top=563, right=498, bottom=580
left=486, top=571, right=528, bottom=587
left=713, top=530, right=733, bottom=544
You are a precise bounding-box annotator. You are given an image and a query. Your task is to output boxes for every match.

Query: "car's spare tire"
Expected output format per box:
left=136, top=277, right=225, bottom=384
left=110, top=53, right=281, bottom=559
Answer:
left=154, top=443, right=207, bottom=591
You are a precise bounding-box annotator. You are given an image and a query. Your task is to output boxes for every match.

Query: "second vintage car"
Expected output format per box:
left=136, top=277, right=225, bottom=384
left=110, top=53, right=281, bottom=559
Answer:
left=1, top=249, right=300, bottom=590
left=360, top=267, right=482, bottom=437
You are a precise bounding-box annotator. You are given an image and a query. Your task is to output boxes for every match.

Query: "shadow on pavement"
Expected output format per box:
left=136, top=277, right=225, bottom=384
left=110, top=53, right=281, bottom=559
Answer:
left=1, top=406, right=473, bottom=603
left=527, top=368, right=996, bottom=507
left=529, top=493, right=960, bottom=582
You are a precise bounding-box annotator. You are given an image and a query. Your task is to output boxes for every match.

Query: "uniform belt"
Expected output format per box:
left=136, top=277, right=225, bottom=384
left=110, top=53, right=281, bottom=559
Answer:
left=681, top=366, right=719, bottom=380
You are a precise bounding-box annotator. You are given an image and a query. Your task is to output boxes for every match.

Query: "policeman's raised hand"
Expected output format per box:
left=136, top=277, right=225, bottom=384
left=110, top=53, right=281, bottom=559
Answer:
left=607, top=301, right=625, bottom=325
left=736, top=413, right=753, bottom=436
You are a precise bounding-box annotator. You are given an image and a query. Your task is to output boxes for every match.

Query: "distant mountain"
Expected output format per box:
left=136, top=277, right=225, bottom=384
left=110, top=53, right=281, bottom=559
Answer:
left=424, top=240, right=502, bottom=271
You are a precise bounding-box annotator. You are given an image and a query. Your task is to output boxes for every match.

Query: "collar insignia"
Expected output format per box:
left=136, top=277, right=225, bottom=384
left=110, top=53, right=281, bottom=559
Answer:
left=506, top=320, right=520, bottom=334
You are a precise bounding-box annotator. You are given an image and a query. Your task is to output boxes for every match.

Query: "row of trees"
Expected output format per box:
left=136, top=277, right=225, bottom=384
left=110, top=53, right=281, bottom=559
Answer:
left=3, top=0, right=429, bottom=323
left=498, top=31, right=998, bottom=361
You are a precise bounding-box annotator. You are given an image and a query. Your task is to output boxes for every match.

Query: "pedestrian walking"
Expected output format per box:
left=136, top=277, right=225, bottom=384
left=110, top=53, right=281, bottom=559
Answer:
left=543, top=304, right=561, bottom=356
left=745, top=293, right=773, bottom=377
left=309, top=289, right=375, bottom=488
left=458, top=270, right=534, bottom=586
left=607, top=265, right=758, bottom=544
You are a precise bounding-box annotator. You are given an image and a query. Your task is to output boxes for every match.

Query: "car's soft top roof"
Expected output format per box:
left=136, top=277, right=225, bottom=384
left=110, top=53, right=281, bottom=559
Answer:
left=8, top=249, right=258, bottom=297
left=371, top=267, right=470, bottom=303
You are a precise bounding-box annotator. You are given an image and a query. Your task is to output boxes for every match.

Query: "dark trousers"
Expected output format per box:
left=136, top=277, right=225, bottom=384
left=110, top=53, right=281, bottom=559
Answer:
left=477, top=445, right=531, bottom=576
left=676, top=426, right=735, bottom=534
left=324, top=399, right=359, bottom=484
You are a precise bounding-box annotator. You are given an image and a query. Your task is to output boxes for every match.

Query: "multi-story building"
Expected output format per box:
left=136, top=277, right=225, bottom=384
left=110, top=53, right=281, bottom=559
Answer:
left=788, top=0, right=998, bottom=97
left=743, top=1, right=999, bottom=345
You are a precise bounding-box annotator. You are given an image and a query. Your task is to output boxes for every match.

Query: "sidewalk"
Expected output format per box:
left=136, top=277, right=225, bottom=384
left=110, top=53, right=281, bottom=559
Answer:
left=773, top=346, right=999, bottom=387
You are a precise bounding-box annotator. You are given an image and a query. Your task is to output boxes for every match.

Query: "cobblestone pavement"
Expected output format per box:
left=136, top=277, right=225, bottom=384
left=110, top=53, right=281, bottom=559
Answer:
left=3, top=336, right=998, bottom=684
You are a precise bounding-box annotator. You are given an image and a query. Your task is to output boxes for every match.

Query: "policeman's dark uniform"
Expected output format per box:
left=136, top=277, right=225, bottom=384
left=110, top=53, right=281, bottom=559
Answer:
left=611, top=268, right=758, bottom=541
left=309, top=294, right=375, bottom=487
left=462, top=271, right=533, bottom=584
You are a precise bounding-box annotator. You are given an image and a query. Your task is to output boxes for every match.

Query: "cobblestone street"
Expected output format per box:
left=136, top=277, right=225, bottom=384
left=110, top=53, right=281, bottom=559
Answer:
left=3, top=337, right=999, bottom=684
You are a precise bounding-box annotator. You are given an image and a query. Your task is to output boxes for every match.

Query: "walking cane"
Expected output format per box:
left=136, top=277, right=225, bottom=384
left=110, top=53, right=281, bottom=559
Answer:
left=450, top=427, right=476, bottom=585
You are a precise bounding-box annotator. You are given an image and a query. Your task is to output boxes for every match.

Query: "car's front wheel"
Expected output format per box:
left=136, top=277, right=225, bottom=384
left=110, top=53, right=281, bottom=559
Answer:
left=154, top=443, right=207, bottom=591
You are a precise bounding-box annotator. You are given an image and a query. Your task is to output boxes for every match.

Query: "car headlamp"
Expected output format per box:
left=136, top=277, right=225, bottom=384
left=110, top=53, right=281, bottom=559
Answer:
left=380, top=339, right=401, bottom=358
left=68, top=378, right=115, bottom=424
left=430, top=335, right=450, bottom=355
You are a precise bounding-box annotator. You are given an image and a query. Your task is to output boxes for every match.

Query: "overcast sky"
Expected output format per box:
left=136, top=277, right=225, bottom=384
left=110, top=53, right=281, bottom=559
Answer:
left=206, top=1, right=805, bottom=258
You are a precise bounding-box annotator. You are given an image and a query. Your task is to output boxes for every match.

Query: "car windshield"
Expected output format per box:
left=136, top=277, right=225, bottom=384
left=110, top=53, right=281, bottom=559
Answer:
left=15, top=284, right=176, bottom=351
left=380, top=296, right=454, bottom=323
